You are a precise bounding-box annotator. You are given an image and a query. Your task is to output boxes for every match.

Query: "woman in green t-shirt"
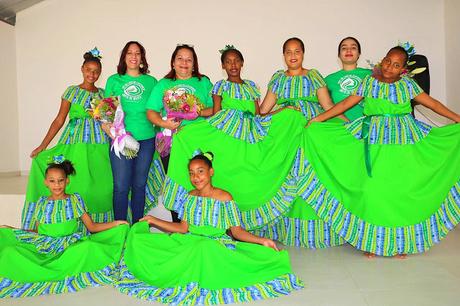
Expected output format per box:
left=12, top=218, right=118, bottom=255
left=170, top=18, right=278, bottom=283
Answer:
left=104, top=41, right=158, bottom=224
left=146, top=45, right=213, bottom=222
left=325, top=37, right=371, bottom=121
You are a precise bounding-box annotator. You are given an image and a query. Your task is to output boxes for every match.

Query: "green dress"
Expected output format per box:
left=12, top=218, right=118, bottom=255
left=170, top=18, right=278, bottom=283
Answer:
left=164, top=74, right=343, bottom=248
left=301, top=75, right=460, bottom=256
left=0, top=193, right=129, bottom=298
left=325, top=68, right=372, bottom=121
left=22, top=86, right=114, bottom=230
left=115, top=187, right=303, bottom=305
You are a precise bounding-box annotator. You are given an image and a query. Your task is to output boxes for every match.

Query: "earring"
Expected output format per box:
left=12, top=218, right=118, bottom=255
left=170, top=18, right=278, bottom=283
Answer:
left=139, top=63, right=144, bottom=69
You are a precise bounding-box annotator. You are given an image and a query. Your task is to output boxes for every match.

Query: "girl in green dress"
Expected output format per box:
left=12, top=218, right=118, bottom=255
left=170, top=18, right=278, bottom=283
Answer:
left=303, top=46, right=460, bottom=257
left=208, top=46, right=272, bottom=143
left=0, top=159, right=128, bottom=298
left=23, top=49, right=114, bottom=230
left=116, top=151, right=303, bottom=305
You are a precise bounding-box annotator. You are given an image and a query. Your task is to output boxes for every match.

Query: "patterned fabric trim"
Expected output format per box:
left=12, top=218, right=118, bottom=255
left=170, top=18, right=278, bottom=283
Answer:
left=354, top=75, right=423, bottom=104
left=58, top=118, right=109, bottom=145
left=162, top=177, right=241, bottom=229
left=163, top=149, right=308, bottom=231
left=61, top=86, right=104, bottom=107
left=59, top=86, right=108, bottom=145
left=297, top=148, right=460, bottom=256
left=251, top=217, right=344, bottom=249
left=0, top=263, right=116, bottom=298
left=212, top=79, right=261, bottom=100
left=21, top=201, right=112, bottom=233
left=115, top=259, right=304, bottom=305
left=268, top=69, right=326, bottom=99
left=344, top=114, right=432, bottom=144
left=144, top=156, right=165, bottom=213
left=207, top=109, right=272, bottom=143
left=12, top=230, right=84, bottom=254
left=35, top=194, right=86, bottom=225
left=272, top=100, right=324, bottom=121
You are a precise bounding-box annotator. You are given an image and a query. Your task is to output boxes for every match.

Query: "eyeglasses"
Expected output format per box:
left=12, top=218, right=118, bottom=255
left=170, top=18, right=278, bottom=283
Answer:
left=176, top=43, right=194, bottom=48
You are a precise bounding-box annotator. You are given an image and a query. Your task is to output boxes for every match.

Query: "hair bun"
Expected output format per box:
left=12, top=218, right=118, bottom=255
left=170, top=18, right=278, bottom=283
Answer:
left=83, top=52, right=93, bottom=60
left=203, top=151, right=214, bottom=162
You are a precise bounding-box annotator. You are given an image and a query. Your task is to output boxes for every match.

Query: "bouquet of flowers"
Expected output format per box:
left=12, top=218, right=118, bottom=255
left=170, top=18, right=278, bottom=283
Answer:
left=155, top=89, right=204, bottom=157
left=89, top=96, right=139, bottom=159
left=88, top=97, right=119, bottom=123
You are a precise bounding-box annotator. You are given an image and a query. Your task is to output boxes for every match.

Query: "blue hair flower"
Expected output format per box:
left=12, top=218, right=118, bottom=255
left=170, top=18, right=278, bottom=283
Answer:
left=53, top=155, right=65, bottom=164
left=399, top=41, right=416, bottom=58
left=192, top=149, right=202, bottom=158
left=90, top=47, right=102, bottom=59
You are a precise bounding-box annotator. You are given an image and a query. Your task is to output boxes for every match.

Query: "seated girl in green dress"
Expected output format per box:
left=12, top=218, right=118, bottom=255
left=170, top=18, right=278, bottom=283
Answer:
left=116, top=151, right=303, bottom=305
left=302, top=46, right=460, bottom=257
left=0, top=158, right=129, bottom=298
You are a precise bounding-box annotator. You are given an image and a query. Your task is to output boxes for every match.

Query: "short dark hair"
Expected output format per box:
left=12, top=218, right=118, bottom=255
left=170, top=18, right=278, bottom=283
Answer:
left=117, top=41, right=149, bottom=75
left=189, top=151, right=214, bottom=168
left=220, top=48, right=244, bottom=64
left=387, top=46, right=409, bottom=65
left=338, top=36, right=362, bottom=56
left=283, top=37, right=305, bottom=53
left=46, top=160, right=76, bottom=177
left=164, top=45, right=203, bottom=80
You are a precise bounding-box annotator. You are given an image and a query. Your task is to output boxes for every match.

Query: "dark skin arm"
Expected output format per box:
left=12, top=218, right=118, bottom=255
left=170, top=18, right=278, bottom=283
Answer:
left=80, top=213, right=128, bottom=233
left=140, top=215, right=189, bottom=233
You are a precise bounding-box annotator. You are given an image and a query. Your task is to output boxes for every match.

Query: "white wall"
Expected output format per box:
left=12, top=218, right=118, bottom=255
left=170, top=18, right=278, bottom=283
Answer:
left=445, top=0, right=460, bottom=113
left=0, top=21, right=19, bottom=173
left=15, top=0, right=447, bottom=172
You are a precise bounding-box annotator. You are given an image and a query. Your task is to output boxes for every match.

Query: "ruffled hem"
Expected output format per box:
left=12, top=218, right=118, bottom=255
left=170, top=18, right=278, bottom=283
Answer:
left=145, top=154, right=165, bottom=212
left=298, top=153, right=460, bottom=256
left=0, top=263, right=117, bottom=298
left=344, top=114, right=432, bottom=144
left=251, top=217, right=344, bottom=249
left=115, top=260, right=304, bottom=305
left=206, top=109, right=272, bottom=143
left=12, top=230, right=84, bottom=254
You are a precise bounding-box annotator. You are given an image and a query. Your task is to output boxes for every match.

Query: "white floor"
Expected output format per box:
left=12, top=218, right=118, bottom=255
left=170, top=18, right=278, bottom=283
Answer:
left=1, top=176, right=459, bottom=306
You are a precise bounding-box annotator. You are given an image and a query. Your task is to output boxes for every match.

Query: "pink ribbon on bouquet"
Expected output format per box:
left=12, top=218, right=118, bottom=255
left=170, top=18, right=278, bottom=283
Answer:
left=110, top=104, right=132, bottom=158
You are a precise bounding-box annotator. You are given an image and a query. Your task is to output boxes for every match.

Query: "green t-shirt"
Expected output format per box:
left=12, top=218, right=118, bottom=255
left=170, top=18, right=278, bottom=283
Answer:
left=325, top=68, right=371, bottom=121
left=146, top=76, right=213, bottom=127
left=105, top=73, right=158, bottom=140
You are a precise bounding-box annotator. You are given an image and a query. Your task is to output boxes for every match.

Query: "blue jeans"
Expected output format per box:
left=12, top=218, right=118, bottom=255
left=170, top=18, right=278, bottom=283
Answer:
left=110, top=137, right=155, bottom=223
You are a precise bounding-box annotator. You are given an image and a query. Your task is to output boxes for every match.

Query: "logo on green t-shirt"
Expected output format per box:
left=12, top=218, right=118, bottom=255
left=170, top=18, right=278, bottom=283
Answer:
left=338, top=75, right=362, bottom=95
left=122, top=81, right=145, bottom=101
left=171, top=84, right=196, bottom=94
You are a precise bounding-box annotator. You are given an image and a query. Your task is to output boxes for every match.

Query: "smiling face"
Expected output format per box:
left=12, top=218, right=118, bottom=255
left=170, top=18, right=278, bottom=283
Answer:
left=173, top=48, right=194, bottom=80
left=125, top=43, right=142, bottom=71
left=283, top=40, right=304, bottom=70
left=338, top=38, right=360, bottom=66
left=81, top=61, right=101, bottom=85
left=380, top=50, right=406, bottom=82
left=222, top=50, right=243, bottom=80
left=44, top=168, right=69, bottom=199
left=188, top=159, right=214, bottom=191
